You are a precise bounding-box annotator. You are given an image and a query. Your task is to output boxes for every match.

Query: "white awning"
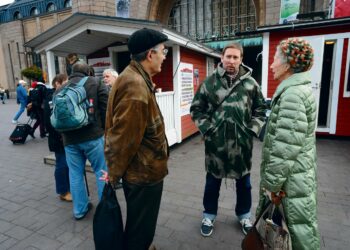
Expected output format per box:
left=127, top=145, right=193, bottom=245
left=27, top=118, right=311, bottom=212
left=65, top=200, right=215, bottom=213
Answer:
left=25, top=12, right=220, bottom=58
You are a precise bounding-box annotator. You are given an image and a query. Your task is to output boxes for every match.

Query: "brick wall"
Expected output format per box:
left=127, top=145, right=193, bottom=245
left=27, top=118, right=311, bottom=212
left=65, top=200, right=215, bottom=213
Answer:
left=0, top=21, right=26, bottom=91
left=72, top=0, right=116, bottom=16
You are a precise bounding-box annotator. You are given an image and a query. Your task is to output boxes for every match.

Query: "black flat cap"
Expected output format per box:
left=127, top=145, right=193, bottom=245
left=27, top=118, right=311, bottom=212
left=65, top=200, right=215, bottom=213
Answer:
left=128, top=28, right=168, bottom=55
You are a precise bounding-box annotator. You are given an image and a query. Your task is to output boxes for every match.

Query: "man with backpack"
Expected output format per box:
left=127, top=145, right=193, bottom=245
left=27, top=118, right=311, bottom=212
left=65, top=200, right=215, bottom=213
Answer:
left=55, top=62, right=108, bottom=220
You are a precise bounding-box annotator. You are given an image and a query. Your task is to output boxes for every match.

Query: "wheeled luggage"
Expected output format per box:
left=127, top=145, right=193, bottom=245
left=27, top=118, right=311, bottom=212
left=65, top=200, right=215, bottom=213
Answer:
left=9, top=119, right=33, bottom=144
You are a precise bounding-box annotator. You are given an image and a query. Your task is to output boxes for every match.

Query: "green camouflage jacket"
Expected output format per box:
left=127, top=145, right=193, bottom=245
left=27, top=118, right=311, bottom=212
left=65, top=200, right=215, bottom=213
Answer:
left=190, top=63, right=266, bottom=179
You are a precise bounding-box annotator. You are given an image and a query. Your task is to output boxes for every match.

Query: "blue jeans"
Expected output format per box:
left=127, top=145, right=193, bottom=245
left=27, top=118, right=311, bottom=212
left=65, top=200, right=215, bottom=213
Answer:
left=54, top=152, right=70, bottom=195
left=64, top=136, right=107, bottom=218
left=13, top=101, right=26, bottom=121
left=203, top=172, right=252, bottom=221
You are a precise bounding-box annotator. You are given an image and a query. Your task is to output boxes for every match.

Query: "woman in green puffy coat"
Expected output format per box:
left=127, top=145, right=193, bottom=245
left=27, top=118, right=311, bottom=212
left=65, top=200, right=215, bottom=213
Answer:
left=257, top=38, right=320, bottom=250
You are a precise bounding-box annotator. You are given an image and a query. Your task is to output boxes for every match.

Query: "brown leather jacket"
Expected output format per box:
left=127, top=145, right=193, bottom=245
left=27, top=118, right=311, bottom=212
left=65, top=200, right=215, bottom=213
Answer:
left=104, top=61, right=169, bottom=185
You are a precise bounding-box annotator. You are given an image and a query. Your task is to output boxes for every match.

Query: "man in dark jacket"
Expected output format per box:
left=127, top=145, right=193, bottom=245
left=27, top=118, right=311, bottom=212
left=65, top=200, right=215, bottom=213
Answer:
left=28, top=81, right=47, bottom=138
left=62, top=62, right=108, bottom=220
left=104, top=28, right=169, bottom=250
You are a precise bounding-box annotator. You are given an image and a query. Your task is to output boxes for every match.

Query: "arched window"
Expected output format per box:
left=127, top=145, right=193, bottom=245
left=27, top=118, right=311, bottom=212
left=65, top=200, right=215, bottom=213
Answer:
left=64, top=0, right=72, bottom=8
left=13, top=11, right=22, bottom=20
left=30, top=7, right=39, bottom=16
left=46, top=3, right=57, bottom=12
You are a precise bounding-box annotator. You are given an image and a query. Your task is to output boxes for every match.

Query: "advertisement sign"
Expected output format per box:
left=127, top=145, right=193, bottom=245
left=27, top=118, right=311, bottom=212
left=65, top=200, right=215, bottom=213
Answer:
left=88, top=57, right=111, bottom=79
left=178, top=63, right=194, bottom=116
left=279, top=0, right=301, bottom=24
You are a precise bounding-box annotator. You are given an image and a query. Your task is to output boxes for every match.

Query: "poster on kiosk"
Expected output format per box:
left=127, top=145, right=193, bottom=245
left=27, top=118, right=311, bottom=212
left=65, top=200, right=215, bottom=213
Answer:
left=178, top=63, right=194, bottom=116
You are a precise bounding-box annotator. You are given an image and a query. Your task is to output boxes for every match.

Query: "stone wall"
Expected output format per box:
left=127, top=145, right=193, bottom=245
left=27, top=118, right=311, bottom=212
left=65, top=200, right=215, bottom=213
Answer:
left=72, top=0, right=116, bottom=16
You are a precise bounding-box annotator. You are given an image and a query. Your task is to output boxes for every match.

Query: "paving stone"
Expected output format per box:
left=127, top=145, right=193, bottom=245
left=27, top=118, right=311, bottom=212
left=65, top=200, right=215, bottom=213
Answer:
left=0, top=237, right=18, bottom=249
left=0, top=100, right=350, bottom=249
left=5, top=226, right=33, bottom=240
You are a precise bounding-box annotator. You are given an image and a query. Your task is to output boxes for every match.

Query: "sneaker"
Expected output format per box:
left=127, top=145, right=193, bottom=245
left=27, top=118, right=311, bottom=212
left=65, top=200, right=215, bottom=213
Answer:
left=201, top=218, right=214, bottom=237
left=240, top=218, right=253, bottom=235
left=12, top=120, right=17, bottom=124
left=59, top=192, right=72, bottom=202
left=75, top=202, right=93, bottom=220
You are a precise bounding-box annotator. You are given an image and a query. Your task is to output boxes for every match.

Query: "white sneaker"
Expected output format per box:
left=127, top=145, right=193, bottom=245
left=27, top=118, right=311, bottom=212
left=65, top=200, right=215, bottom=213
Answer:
left=11, top=120, right=17, bottom=124
left=240, top=218, right=253, bottom=235
left=200, top=218, right=214, bottom=237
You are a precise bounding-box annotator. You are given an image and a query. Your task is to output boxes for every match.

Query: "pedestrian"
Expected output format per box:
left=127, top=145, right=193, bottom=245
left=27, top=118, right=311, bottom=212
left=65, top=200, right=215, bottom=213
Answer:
left=257, top=37, right=320, bottom=250
left=43, top=74, right=72, bottom=202
left=12, top=80, right=28, bottom=124
left=104, top=28, right=169, bottom=250
left=62, top=62, right=108, bottom=220
left=66, top=53, right=80, bottom=76
left=0, top=85, right=6, bottom=104
left=190, top=42, right=267, bottom=237
left=102, top=68, right=118, bottom=92
left=27, top=81, right=47, bottom=138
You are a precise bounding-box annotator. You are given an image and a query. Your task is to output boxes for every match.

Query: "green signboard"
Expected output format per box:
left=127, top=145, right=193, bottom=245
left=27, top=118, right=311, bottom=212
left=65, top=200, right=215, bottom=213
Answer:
left=280, top=0, right=301, bottom=24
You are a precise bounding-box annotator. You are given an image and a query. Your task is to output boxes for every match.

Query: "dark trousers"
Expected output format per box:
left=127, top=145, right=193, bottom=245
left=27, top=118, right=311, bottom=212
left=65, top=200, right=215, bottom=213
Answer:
left=54, top=152, right=70, bottom=195
left=203, top=172, right=252, bottom=218
left=32, top=108, right=46, bottom=136
left=123, top=180, right=163, bottom=250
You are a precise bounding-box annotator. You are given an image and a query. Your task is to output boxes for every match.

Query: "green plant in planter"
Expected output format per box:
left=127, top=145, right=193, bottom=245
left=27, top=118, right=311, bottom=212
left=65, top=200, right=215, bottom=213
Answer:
left=21, top=66, right=43, bottom=81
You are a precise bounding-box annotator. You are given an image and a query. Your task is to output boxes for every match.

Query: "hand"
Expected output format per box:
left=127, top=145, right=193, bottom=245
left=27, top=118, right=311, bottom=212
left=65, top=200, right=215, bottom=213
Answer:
left=271, top=191, right=286, bottom=205
left=99, top=170, right=109, bottom=183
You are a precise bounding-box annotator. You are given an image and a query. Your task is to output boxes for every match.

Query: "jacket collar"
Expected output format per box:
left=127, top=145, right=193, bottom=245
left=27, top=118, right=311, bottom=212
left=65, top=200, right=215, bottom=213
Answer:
left=217, top=63, right=252, bottom=80
left=130, top=60, right=155, bottom=93
left=272, top=71, right=311, bottom=105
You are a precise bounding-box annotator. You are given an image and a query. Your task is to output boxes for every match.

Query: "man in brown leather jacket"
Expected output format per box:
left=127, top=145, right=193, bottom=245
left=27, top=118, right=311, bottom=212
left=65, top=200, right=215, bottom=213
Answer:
left=104, top=28, right=169, bottom=250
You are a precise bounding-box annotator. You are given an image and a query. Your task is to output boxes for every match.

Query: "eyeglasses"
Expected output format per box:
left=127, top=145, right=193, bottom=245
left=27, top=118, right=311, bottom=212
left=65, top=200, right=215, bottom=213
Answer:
left=152, top=48, right=168, bottom=56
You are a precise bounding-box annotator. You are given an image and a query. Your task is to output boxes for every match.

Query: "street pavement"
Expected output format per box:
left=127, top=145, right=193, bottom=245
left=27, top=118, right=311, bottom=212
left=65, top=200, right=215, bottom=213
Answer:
left=0, top=99, right=350, bottom=249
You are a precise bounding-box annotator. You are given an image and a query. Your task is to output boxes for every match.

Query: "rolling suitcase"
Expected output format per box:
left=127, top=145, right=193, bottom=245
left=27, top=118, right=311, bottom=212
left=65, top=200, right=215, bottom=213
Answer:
left=9, top=119, right=33, bottom=144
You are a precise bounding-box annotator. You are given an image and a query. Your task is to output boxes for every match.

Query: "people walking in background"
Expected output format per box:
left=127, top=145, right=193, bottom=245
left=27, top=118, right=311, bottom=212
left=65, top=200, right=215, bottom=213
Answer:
left=12, top=80, right=28, bottom=124
left=27, top=81, right=47, bottom=138
left=44, top=74, right=71, bottom=202
left=0, top=85, right=6, bottom=104
left=257, top=38, right=320, bottom=250
left=62, top=62, right=108, bottom=220
left=190, top=43, right=267, bottom=237
left=66, top=53, right=80, bottom=76
left=104, top=28, right=169, bottom=250
left=102, top=68, right=118, bottom=92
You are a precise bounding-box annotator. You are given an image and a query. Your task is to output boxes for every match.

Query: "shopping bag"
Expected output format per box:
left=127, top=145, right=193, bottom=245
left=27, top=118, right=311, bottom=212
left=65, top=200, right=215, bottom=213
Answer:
left=242, top=199, right=292, bottom=250
left=93, top=182, right=123, bottom=250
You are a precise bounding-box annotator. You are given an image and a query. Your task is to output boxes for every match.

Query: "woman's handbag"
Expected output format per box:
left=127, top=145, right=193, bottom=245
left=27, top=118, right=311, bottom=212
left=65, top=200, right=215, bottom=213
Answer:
left=93, top=182, right=124, bottom=250
left=242, top=198, right=292, bottom=250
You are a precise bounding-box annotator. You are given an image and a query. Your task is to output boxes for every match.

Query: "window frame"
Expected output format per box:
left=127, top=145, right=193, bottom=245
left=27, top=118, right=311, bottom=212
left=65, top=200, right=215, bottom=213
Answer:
left=30, top=7, right=39, bottom=16
left=344, top=40, right=350, bottom=98
left=46, top=3, right=57, bottom=12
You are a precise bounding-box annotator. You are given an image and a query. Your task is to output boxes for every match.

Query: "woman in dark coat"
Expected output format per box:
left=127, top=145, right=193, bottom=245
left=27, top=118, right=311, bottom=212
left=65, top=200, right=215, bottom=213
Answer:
left=44, top=74, right=72, bottom=201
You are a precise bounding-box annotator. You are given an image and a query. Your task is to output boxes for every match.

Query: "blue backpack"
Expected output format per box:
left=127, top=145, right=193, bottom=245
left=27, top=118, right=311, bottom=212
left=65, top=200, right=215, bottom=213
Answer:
left=50, top=77, right=90, bottom=132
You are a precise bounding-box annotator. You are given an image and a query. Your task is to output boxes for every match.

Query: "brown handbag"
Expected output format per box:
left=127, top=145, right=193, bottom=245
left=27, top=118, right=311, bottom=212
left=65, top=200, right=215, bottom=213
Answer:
left=242, top=200, right=292, bottom=250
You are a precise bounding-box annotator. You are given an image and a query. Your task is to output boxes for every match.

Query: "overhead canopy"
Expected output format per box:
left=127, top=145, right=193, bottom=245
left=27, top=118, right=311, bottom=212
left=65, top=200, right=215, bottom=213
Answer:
left=25, top=12, right=220, bottom=58
left=205, top=37, right=262, bottom=50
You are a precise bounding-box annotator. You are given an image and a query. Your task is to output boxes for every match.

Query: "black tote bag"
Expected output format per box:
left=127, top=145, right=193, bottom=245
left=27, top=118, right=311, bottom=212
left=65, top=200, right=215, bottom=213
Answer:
left=93, top=182, right=124, bottom=250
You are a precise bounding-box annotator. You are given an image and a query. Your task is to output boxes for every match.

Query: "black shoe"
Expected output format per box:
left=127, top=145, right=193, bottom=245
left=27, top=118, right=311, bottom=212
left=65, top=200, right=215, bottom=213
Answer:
left=74, top=202, right=93, bottom=221
left=29, top=129, right=35, bottom=138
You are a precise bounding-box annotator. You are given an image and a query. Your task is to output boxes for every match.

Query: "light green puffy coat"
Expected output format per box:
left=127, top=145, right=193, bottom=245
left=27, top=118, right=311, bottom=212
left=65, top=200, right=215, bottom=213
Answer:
left=257, top=72, right=320, bottom=250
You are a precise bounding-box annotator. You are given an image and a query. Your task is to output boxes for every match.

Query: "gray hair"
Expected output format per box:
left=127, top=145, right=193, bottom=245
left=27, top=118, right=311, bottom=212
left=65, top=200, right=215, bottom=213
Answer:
left=72, top=61, right=89, bottom=75
left=131, top=44, right=161, bottom=62
left=276, top=46, right=289, bottom=67
left=103, top=68, right=118, bottom=77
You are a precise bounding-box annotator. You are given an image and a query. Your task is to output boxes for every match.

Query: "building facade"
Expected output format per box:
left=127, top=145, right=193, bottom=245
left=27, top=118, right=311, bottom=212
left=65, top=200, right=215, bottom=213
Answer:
left=0, top=0, right=337, bottom=92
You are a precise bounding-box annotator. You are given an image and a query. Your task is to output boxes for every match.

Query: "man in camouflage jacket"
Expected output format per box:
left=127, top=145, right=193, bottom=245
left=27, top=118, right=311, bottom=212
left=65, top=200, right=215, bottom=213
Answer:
left=190, top=43, right=266, bottom=237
